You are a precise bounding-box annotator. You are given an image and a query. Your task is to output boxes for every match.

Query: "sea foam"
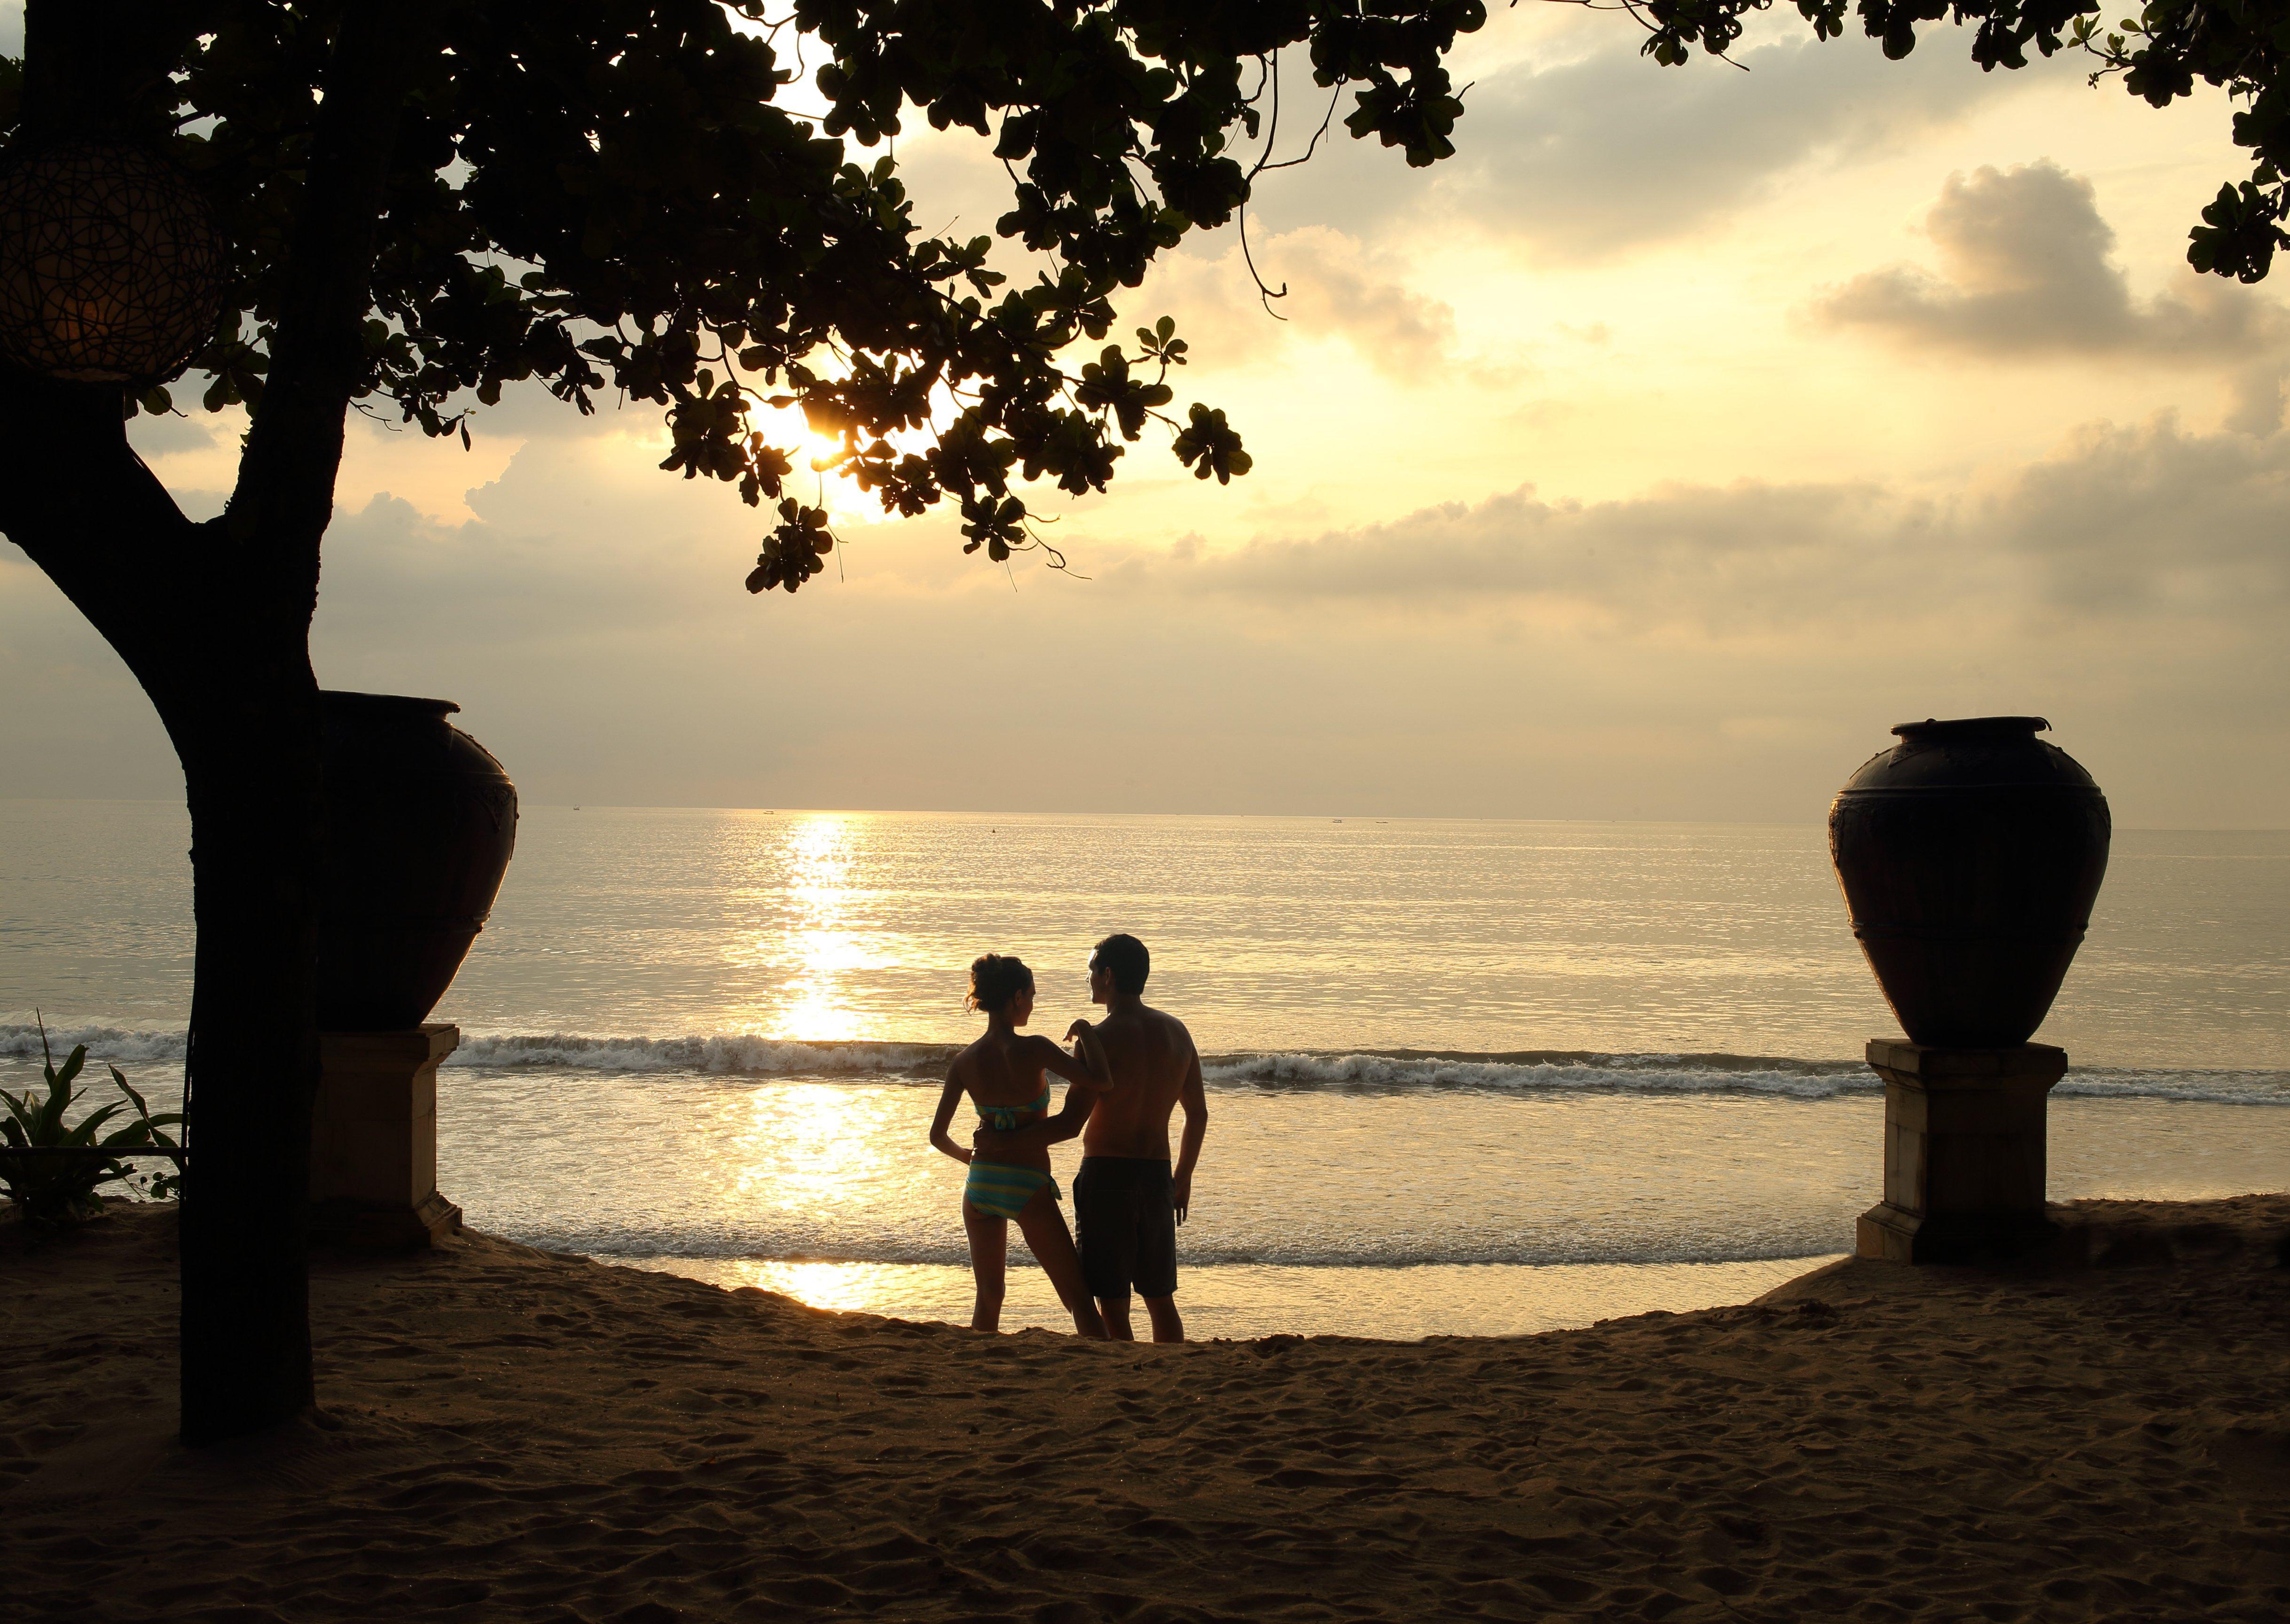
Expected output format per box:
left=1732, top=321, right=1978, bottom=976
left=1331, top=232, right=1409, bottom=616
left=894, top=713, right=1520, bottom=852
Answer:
left=11, top=1022, right=2286, bottom=1106
left=0, top=1023, right=192, bottom=1067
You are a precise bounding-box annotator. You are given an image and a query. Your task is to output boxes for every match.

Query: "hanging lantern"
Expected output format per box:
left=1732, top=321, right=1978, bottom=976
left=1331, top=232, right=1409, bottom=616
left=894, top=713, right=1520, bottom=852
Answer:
left=0, top=141, right=228, bottom=385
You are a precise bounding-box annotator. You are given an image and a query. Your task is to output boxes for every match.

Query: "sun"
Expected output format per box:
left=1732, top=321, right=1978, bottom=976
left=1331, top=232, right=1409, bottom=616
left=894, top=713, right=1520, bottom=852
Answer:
left=744, top=400, right=856, bottom=484
left=801, top=430, right=849, bottom=475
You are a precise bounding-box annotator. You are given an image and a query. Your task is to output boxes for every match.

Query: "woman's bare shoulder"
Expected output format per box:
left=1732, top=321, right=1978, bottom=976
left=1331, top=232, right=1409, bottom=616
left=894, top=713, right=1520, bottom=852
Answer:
left=954, top=1030, right=1020, bottom=1071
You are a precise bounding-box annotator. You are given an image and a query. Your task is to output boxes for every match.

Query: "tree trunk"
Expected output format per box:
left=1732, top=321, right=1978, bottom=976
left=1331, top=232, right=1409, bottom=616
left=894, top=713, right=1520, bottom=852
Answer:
left=174, top=672, right=328, bottom=1443
left=3, top=0, right=425, bottom=1442
left=0, top=376, right=330, bottom=1439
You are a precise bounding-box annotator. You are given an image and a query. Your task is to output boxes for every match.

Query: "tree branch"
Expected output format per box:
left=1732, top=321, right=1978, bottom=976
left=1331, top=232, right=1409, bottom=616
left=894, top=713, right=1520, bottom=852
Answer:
left=0, top=372, right=210, bottom=713
left=226, top=2, right=430, bottom=601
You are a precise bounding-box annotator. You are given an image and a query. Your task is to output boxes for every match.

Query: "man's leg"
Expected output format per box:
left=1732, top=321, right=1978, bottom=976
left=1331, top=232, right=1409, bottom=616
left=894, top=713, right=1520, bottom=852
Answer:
left=1133, top=1163, right=1182, bottom=1343
left=1074, top=1158, right=1135, bottom=1337
left=1142, top=1294, right=1184, bottom=1343
left=1096, top=1294, right=1136, bottom=1340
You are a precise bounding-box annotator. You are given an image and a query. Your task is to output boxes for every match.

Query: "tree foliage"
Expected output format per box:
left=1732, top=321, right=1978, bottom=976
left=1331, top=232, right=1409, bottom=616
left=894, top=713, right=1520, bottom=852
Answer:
left=0, top=0, right=1487, bottom=590
left=1622, top=0, right=2290, bottom=282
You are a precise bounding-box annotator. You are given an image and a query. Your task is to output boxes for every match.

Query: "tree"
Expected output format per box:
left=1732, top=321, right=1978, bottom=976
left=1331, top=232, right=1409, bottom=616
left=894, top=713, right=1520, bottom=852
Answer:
left=0, top=0, right=1483, bottom=1443
left=1628, top=0, right=2290, bottom=282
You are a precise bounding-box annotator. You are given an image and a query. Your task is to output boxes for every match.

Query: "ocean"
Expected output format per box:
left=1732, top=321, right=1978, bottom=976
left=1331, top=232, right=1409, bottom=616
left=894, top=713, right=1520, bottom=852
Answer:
left=5, top=801, right=2286, bottom=1338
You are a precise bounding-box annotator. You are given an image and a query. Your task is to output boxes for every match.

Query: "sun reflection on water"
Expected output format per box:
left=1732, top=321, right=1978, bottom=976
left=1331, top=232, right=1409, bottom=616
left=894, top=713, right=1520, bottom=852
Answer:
left=729, top=1081, right=899, bottom=1211
left=756, top=815, right=886, bottom=1042
left=714, top=1259, right=919, bottom=1315
left=692, top=1081, right=951, bottom=1319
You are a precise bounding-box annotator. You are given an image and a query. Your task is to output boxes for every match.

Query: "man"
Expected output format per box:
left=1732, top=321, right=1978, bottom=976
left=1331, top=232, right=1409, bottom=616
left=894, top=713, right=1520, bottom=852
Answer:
left=974, top=933, right=1207, bottom=1341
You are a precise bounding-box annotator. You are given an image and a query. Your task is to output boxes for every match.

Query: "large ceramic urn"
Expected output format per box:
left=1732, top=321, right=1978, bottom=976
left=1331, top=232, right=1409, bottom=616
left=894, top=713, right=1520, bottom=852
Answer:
left=317, top=692, right=518, bottom=1031
left=1829, top=717, right=2109, bottom=1048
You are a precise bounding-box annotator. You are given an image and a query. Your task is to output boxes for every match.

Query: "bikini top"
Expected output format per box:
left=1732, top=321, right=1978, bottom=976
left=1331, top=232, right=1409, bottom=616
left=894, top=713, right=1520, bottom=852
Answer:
left=975, top=1084, right=1051, bottom=1132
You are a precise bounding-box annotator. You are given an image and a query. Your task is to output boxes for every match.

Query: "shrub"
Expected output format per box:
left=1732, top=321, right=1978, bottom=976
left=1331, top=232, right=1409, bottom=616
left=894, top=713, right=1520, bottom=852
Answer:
left=0, top=1017, right=183, bottom=1226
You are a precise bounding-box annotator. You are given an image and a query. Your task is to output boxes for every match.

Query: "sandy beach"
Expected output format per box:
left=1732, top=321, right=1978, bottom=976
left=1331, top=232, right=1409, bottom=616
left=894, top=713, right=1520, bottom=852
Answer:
left=6, top=1195, right=2287, bottom=1623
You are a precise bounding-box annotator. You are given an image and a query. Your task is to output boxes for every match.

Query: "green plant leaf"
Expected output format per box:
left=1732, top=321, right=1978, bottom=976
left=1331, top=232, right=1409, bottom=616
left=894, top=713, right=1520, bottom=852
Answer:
left=66, top=1102, right=127, bottom=1144
left=110, top=1066, right=153, bottom=1121
left=35, top=1077, right=77, bottom=1140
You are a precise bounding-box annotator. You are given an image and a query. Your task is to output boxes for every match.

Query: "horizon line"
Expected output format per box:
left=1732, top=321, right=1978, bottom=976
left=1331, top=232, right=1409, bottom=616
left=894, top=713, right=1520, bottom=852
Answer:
left=3, top=797, right=2285, bottom=835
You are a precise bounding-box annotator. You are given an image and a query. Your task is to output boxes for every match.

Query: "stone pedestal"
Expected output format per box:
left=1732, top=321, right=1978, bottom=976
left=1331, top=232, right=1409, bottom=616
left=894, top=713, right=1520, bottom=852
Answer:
left=310, top=1024, right=463, bottom=1249
left=1854, top=1038, right=2066, bottom=1264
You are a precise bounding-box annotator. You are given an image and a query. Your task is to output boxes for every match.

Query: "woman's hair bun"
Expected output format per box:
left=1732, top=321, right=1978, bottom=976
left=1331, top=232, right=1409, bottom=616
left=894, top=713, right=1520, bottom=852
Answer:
left=966, top=953, right=1035, bottom=1013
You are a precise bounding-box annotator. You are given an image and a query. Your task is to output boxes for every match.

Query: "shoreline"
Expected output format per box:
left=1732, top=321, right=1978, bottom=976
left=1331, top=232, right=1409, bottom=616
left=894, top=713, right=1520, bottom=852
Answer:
left=614, top=1253, right=1848, bottom=1340
left=8, top=1194, right=2288, bottom=1621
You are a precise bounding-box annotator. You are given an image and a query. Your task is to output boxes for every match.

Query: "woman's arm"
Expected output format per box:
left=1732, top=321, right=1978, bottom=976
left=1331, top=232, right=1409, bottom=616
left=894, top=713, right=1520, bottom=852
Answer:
left=927, top=1072, right=972, bottom=1165
left=1031, top=1026, right=1113, bottom=1092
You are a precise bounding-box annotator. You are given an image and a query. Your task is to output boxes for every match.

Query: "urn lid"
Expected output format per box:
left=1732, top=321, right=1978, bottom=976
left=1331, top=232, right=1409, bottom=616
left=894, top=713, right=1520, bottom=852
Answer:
left=322, top=689, right=461, bottom=721
left=1891, top=715, right=2047, bottom=741
left=1840, top=715, right=2101, bottom=793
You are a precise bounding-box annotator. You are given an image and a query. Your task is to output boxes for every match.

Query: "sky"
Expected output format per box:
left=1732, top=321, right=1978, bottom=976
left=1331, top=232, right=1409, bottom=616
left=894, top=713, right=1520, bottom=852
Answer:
left=4, top=8, right=2286, bottom=823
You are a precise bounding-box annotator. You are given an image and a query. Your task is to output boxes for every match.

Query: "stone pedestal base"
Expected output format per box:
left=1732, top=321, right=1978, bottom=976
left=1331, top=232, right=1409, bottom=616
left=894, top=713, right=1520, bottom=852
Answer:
left=310, top=1024, right=463, bottom=1249
left=1854, top=1038, right=2065, bottom=1264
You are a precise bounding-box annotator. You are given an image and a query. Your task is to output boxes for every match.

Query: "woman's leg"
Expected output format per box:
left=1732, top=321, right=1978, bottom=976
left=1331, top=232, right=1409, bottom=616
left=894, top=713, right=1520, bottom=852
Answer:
left=1016, top=1191, right=1109, bottom=1340
left=963, top=1202, right=1008, bottom=1333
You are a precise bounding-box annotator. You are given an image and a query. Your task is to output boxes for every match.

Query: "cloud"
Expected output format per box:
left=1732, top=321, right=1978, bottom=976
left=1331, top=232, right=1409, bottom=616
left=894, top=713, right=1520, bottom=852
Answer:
left=1144, top=408, right=2290, bottom=637
left=1996, top=413, right=2290, bottom=611
left=1139, top=479, right=1973, bottom=637
left=1816, top=162, right=2277, bottom=357
left=124, top=412, right=216, bottom=454
left=1143, top=226, right=1466, bottom=381
left=1268, top=229, right=1458, bottom=375
left=1249, top=27, right=2027, bottom=262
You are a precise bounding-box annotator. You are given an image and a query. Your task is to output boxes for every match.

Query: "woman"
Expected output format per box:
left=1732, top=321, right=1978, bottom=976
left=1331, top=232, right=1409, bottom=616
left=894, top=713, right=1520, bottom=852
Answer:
left=929, top=953, right=1114, bottom=1336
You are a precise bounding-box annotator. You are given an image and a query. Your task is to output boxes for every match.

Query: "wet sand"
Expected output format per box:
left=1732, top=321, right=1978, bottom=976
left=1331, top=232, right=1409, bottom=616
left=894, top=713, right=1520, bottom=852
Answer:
left=6, top=1195, right=2288, bottom=1622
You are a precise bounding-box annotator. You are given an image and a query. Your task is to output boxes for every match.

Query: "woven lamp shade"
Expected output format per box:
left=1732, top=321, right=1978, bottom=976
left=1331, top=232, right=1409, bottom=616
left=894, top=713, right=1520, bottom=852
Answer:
left=0, top=141, right=227, bottom=384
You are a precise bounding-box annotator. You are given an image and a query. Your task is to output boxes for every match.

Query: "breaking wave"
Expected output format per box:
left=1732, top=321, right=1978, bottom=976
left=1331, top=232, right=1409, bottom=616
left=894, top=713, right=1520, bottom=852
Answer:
left=9, top=1023, right=2287, bottom=1106
left=449, top=1031, right=955, bottom=1078
left=0, top=1023, right=193, bottom=1068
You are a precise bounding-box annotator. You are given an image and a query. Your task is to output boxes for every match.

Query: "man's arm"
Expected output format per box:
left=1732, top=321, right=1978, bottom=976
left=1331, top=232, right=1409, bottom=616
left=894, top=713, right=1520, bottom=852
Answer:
left=1171, top=1040, right=1207, bottom=1224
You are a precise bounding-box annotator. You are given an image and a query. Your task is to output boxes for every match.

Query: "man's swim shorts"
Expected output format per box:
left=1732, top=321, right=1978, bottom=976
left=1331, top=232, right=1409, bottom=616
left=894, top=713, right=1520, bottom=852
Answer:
left=1073, top=1156, right=1177, bottom=1298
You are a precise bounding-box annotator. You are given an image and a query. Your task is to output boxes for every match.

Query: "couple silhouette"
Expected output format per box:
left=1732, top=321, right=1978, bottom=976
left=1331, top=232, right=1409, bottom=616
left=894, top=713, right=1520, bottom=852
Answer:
left=929, top=934, right=1208, bottom=1341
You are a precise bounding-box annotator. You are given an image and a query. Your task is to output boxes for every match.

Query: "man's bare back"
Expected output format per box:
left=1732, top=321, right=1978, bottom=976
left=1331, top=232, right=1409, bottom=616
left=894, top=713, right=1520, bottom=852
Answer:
left=1079, top=999, right=1199, bottom=1160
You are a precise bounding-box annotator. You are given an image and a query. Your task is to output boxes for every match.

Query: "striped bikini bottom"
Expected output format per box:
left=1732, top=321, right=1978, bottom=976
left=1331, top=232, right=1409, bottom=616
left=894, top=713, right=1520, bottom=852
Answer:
left=965, top=1159, right=1060, bottom=1221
